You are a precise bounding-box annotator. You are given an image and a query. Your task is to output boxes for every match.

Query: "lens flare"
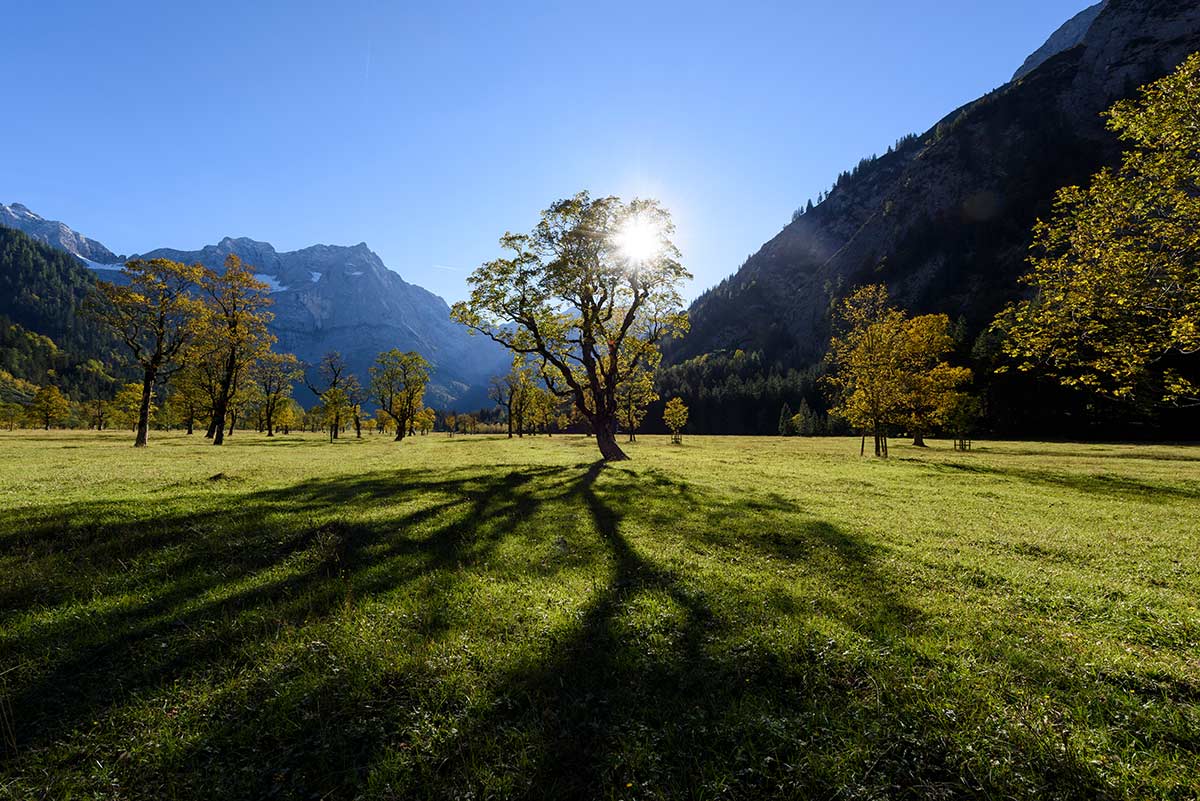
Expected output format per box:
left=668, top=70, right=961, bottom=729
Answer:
left=614, top=215, right=662, bottom=263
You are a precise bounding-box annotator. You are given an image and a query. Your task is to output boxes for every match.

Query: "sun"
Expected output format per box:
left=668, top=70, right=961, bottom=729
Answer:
left=614, top=214, right=662, bottom=263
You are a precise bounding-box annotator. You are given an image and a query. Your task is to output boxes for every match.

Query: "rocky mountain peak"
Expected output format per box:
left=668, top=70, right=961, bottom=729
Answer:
left=1013, top=1, right=1108, bottom=81
left=0, top=202, right=120, bottom=264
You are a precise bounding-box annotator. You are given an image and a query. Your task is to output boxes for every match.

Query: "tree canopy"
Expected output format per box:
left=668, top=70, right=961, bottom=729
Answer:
left=826, top=285, right=971, bottom=457
left=92, top=258, right=207, bottom=446
left=370, top=349, right=430, bottom=441
left=998, top=53, right=1200, bottom=406
left=451, top=192, right=690, bottom=461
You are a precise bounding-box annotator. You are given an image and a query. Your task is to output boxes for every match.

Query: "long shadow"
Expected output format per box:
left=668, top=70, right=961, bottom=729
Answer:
left=909, top=459, right=1200, bottom=503
left=0, top=461, right=1123, bottom=798
left=355, top=464, right=1109, bottom=800
left=0, top=465, right=566, bottom=764
left=976, top=445, right=1200, bottom=463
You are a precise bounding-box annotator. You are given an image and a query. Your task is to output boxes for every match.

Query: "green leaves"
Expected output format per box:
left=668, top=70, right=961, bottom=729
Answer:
left=826, top=285, right=972, bottom=447
left=451, top=191, right=691, bottom=459
left=1000, top=53, right=1200, bottom=406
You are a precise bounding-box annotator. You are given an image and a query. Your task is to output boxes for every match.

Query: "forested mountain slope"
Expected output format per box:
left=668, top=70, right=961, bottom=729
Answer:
left=668, top=0, right=1200, bottom=434
left=0, top=227, right=127, bottom=398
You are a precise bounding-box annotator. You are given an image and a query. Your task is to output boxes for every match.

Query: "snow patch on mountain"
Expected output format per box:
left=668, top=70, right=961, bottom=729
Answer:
left=254, top=273, right=287, bottom=293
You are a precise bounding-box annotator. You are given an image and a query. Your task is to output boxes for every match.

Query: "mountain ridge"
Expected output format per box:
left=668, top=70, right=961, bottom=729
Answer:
left=672, top=0, right=1200, bottom=376
left=1013, top=1, right=1108, bottom=81
left=0, top=204, right=506, bottom=406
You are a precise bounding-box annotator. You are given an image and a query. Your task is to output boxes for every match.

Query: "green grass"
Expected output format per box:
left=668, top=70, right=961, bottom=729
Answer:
left=0, top=431, right=1197, bottom=800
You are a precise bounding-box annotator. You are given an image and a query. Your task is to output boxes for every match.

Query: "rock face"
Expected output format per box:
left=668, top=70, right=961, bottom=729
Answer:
left=131, top=237, right=506, bottom=405
left=0, top=202, right=120, bottom=264
left=0, top=206, right=506, bottom=405
left=672, top=0, right=1200, bottom=369
left=1013, top=2, right=1108, bottom=81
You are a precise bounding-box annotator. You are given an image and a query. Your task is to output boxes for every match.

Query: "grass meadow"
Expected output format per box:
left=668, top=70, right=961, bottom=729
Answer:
left=0, top=431, right=1197, bottom=799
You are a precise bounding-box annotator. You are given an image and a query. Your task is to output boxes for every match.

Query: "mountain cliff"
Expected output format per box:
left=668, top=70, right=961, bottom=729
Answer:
left=672, top=0, right=1200, bottom=377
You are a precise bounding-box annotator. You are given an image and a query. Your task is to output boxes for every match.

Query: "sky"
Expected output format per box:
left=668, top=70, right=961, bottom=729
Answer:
left=2, top=0, right=1096, bottom=303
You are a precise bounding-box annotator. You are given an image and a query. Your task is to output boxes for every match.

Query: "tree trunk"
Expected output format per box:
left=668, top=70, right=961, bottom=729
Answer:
left=134, top=367, right=156, bottom=448
left=211, top=352, right=236, bottom=446
left=912, top=431, right=926, bottom=447
left=228, top=414, right=236, bottom=436
left=594, top=417, right=629, bottom=461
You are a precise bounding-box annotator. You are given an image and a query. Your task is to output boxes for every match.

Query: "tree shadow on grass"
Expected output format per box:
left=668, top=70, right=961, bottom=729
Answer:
left=1, top=461, right=1120, bottom=799
left=347, top=464, right=1112, bottom=800
left=0, top=465, right=568, bottom=761
left=908, top=459, right=1199, bottom=503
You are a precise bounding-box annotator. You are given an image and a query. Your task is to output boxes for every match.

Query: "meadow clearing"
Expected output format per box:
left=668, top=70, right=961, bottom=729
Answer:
left=0, top=431, right=1197, bottom=799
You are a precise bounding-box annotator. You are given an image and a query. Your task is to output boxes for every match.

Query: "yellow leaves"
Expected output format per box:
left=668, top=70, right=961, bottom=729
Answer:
left=1001, top=53, right=1200, bottom=406
left=827, top=286, right=971, bottom=431
left=663, top=397, right=688, bottom=440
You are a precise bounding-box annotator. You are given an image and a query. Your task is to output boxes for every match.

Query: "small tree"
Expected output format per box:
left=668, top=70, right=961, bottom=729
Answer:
left=826, top=286, right=908, bottom=457
left=489, top=370, right=521, bottom=438
left=415, top=407, right=436, bottom=435
left=109, top=382, right=149, bottom=430
left=616, top=349, right=660, bottom=442
left=92, top=258, right=205, bottom=446
left=826, top=285, right=969, bottom=457
left=370, top=349, right=430, bottom=442
left=777, top=402, right=793, bottom=436
left=790, top=399, right=823, bottom=436
left=663, top=397, right=688, bottom=444
left=320, top=387, right=351, bottom=442
left=304, top=352, right=350, bottom=439
left=945, top=394, right=982, bottom=452
left=276, top=398, right=302, bottom=435
left=251, top=351, right=301, bottom=436
left=345, top=374, right=366, bottom=439
left=899, top=315, right=973, bottom=447
left=27, top=385, right=70, bottom=430
left=199, top=255, right=274, bottom=446
left=0, top=401, right=24, bottom=430
left=88, top=396, right=111, bottom=430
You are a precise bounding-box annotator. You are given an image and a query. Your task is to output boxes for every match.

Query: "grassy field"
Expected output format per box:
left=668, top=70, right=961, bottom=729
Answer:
left=0, top=431, right=1197, bottom=800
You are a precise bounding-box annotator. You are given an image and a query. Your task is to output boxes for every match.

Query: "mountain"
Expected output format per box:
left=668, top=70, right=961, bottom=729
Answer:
left=134, top=237, right=505, bottom=405
left=0, top=203, right=121, bottom=265
left=0, top=206, right=506, bottom=407
left=1013, top=1, right=1108, bottom=81
left=670, top=0, right=1200, bottom=432
left=0, top=226, right=130, bottom=399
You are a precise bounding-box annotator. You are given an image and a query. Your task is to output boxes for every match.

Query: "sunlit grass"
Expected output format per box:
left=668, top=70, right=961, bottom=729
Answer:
left=0, top=431, right=1197, bottom=799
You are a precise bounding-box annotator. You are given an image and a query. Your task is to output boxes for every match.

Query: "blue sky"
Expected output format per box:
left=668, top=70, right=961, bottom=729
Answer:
left=2, top=0, right=1094, bottom=302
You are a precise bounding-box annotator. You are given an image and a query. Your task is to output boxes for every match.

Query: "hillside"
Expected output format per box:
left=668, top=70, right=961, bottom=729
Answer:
left=0, top=226, right=127, bottom=398
left=0, top=202, right=120, bottom=264
left=670, top=0, right=1200, bottom=433
left=0, top=205, right=507, bottom=407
